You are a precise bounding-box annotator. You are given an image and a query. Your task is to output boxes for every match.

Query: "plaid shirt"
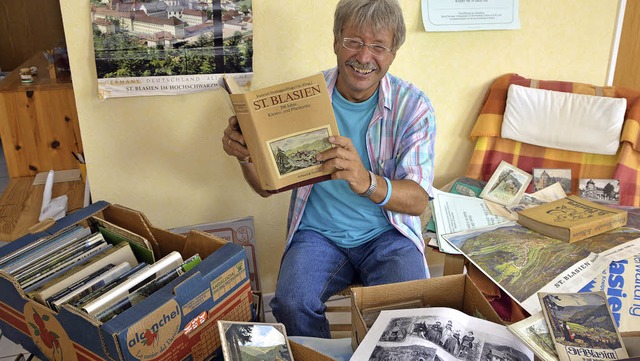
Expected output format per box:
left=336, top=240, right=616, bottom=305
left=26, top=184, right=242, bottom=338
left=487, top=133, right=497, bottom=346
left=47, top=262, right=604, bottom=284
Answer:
left=286, top=68, right=436, bottom=256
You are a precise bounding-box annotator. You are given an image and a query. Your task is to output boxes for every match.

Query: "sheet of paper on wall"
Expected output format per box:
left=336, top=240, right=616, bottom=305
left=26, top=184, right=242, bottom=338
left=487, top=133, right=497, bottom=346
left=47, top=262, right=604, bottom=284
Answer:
left=430, top=188, right=510, bottom=254
left=170, top=216, right=261, bottom=293
left=38, top=170, right=68, bottom=221
left=422, top=0, right=521, bottom=32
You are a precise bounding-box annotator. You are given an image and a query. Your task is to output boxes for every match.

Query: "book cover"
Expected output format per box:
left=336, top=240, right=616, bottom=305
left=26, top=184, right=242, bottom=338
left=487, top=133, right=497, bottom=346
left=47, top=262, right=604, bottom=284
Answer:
left=223, top=72, right=340, bottom=193
left=217, top=321, right=294, bottom=361
left=539, top=291, right=628, bottom=361
left=517, top=195, right=628, bottom=243
left=507, top=312, right=559, bottom=361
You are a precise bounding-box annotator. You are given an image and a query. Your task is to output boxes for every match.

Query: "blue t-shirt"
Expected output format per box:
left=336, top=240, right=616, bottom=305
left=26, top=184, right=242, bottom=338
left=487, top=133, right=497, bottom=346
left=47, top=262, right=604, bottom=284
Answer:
left=298, top=89, right=393, bottom=248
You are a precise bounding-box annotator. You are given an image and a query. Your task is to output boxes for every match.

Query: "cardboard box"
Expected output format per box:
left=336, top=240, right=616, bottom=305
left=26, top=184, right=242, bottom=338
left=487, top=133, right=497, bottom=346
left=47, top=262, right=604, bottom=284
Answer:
left=0, top=201, right=253, bottom=361
left=289, top=340, right=337, bottom=361
left=350, top=274, right=505, bottom=351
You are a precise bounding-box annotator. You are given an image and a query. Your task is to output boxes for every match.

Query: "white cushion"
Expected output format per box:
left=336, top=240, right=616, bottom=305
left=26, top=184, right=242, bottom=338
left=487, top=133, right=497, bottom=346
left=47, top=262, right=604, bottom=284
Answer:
left=501, top=84, right=626, bottom=155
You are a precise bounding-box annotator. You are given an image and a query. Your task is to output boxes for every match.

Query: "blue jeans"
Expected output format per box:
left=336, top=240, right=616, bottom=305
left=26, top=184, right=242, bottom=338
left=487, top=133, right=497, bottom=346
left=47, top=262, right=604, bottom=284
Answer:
left=269, top=229, right=428, bottom=338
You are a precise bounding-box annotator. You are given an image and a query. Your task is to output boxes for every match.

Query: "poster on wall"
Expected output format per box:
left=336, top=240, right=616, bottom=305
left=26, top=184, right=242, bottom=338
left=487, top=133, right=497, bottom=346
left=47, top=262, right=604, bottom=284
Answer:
left=422, top=0, right=520, bottom=32
left=91, top=0, right=253, bottom=99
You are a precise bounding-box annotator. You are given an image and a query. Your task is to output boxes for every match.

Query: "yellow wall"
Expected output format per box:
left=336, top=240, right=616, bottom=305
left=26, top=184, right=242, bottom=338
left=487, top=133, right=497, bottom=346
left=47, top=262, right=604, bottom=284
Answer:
left=59, top=1, right=620, bottom=294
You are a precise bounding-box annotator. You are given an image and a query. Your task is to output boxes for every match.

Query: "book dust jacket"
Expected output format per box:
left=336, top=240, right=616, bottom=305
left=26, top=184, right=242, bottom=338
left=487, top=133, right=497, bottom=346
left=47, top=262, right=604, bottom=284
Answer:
left=539, top=292, right=628, bottom=361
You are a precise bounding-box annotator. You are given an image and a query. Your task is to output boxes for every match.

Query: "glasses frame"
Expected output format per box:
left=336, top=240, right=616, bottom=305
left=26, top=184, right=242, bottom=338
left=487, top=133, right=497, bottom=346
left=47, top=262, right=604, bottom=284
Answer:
left=341, top=38, right=393, bottom=56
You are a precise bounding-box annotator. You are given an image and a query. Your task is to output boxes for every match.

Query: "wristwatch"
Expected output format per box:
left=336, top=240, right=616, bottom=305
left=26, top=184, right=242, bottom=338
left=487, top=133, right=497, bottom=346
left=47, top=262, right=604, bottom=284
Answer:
left=359, top=171, right=377, bottom=197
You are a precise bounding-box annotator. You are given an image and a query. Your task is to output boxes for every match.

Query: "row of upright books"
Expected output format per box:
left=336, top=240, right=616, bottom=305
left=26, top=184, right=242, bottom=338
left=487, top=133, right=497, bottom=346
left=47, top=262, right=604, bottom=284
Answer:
left=0, top=216, right=200, bottom=323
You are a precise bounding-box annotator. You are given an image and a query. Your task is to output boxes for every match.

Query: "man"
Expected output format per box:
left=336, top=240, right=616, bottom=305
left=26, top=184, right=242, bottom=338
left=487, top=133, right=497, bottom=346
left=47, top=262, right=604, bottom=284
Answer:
left=222, top=0, right=436, bottom=338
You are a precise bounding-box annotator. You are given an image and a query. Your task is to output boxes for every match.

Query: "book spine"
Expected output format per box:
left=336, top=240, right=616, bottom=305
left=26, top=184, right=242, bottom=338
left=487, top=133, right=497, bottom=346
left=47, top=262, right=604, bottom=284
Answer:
left=231, top=93, right=276, bottom=191
left=569, top=212, right=628, bottom=242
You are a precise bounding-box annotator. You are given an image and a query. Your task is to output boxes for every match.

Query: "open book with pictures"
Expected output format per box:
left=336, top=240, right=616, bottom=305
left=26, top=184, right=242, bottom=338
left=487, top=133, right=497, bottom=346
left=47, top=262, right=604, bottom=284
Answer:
left=351, top=307, right=534, bottom=361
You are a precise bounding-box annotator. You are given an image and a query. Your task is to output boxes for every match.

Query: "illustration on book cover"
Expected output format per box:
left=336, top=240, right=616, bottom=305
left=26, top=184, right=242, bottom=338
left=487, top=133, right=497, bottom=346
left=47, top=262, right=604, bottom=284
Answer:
left=268, top=125, right=333, bottom=178
left=539, top=292, right=628, bottom=361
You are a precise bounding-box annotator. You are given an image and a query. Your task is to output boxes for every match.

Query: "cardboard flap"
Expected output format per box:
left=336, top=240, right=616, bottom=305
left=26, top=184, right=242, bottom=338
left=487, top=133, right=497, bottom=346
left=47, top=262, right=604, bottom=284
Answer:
left=101, top=204, right=161, bottom=256
left=150, top=226, right=186, bottom=256
left=181, top=230, right=227, bottom=260
left=461, top=275, right=505, bottom=324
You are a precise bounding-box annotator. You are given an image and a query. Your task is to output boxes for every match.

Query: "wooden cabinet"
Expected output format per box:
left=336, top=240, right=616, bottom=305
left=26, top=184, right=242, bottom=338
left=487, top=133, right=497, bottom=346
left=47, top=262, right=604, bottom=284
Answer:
left=0, top=52, right=83, bottom=178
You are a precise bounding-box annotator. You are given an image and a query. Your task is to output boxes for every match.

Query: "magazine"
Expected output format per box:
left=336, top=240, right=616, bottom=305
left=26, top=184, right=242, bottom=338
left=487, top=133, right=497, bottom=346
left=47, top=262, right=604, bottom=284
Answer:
left=539, top=292, right=628, bottom=361
left=351, top=307, right=534, bottom=361
left=579, top=253, right=640, bottom=335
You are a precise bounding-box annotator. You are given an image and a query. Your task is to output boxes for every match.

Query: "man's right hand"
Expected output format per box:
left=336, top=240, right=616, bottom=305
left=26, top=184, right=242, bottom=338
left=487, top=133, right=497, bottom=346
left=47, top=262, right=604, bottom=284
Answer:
left=222, top=116, right=251, bottom=162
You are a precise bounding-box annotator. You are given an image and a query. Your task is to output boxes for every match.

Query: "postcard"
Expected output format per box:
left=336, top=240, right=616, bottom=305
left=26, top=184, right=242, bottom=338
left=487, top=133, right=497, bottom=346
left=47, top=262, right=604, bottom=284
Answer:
left=480, top=161, right=532, bottom=206
left=217, top=321, right=293, bottom=361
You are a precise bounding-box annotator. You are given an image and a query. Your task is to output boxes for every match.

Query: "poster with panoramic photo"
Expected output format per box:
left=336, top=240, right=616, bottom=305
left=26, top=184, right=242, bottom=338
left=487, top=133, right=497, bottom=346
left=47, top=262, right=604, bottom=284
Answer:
left=91, top=0, right=253, bottom=99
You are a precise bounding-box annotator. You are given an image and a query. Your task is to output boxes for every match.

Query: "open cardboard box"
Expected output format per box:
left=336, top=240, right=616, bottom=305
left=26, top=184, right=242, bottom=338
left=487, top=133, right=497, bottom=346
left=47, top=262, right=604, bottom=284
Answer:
left=0, top=201, right=253, bottom=361
left=350, top=274, right=505, bottom=351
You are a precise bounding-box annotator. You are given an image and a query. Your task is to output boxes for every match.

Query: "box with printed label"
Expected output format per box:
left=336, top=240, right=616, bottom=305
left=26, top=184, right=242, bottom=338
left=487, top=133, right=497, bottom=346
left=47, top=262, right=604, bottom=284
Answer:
left=0, top=200, right=253, bottom=361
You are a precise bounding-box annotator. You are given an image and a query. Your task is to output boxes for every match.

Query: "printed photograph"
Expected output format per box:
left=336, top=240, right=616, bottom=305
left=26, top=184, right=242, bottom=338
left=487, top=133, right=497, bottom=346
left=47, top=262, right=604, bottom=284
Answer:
left=218, top=321, right=293, bottom=361
left=579, top=178, right=620, bottom=204
left=269, top=127, right=333, bottom=177
left=369, top=314, right=530, bottom=361
left=532, top=168, right=571, bottom=194
left=480, top=161, right=532, bottom=206
left=90, top=0, right=253, bottom=97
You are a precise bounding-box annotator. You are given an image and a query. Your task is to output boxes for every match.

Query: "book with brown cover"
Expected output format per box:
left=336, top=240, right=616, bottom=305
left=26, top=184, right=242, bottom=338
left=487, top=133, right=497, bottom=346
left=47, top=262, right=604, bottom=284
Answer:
left=516, top=195, right=627, bottom=243
left=223, top=72, right=340, bottom=193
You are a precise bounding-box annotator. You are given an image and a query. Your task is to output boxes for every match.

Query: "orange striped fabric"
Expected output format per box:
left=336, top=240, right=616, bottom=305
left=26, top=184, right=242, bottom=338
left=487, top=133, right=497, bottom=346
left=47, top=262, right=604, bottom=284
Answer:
left=465, top=73, right=640, bottom=206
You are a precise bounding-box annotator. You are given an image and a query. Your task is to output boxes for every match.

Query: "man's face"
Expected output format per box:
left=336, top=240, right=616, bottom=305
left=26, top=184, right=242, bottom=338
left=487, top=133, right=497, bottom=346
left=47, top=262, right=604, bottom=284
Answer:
left=333, top=23, right=396, bottom=103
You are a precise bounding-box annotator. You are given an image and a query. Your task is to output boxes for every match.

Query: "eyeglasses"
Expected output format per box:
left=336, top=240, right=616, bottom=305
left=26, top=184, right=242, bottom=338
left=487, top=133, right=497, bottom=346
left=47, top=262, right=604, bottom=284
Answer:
left=342, top=38, right=392, bottom=56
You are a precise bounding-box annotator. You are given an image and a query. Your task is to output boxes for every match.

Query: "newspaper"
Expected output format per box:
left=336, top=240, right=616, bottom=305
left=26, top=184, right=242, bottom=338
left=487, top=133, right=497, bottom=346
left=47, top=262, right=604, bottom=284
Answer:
left=580, top=252, right=640, bottom=336
left=351, top=307, right=534, bottom=361
left=441, top=222, right=640, bottom=314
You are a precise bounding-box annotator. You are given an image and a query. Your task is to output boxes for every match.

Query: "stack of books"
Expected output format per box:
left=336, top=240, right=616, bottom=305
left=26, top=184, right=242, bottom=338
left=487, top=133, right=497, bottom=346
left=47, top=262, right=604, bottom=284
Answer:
left=0, top=220, right=201, bottom=323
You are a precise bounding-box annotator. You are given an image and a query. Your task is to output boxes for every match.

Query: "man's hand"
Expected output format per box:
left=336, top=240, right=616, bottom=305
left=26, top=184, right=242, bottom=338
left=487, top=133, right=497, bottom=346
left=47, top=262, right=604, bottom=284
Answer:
left=222, top=116, right=251, bottom=162
left=316, top=136, right=371, bottom=195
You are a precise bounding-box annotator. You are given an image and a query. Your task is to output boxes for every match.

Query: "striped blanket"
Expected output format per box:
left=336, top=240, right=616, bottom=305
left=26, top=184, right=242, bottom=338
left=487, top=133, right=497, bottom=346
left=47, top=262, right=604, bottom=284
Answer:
left=466, top=73, right=640, bottom=206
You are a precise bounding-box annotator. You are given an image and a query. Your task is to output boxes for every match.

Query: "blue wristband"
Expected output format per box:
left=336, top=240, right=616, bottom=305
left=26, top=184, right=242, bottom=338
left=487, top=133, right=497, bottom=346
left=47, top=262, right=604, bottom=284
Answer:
left=376, top=177, right=392, bottom=207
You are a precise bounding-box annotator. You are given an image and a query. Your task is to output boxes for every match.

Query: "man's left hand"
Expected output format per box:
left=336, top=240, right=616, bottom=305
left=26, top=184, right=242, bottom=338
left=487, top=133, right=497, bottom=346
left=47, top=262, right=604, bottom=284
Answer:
left=316, top=136, right=371, bottom=195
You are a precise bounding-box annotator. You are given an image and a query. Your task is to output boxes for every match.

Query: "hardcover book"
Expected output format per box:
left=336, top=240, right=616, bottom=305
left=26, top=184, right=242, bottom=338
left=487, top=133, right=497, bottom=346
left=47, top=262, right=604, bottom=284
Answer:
left=538, top=291, right=628, bottom=361
left=517, top=195, right=628, bottom=243
left=223, top=72, right=340, bottom=193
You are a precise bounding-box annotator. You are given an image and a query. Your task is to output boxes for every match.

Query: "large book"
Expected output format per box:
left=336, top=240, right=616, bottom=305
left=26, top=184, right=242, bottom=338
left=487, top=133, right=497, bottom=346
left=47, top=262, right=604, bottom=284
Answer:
left=539, top=291, right=628, bottom=361
left=223, top=72, right=340, bottom=193
left=27, top=241, right=138, bottom=304
left=81, top=251, right=183, bottom=317
left=517, top=195, right=628, bottom=243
